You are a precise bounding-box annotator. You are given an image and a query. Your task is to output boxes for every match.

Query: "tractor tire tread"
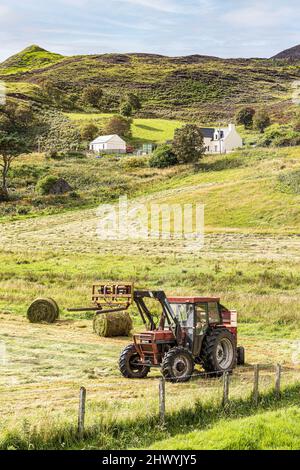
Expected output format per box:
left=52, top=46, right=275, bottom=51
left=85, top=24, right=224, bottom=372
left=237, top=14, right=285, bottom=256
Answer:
left=162, top=346, right=194, bottom=383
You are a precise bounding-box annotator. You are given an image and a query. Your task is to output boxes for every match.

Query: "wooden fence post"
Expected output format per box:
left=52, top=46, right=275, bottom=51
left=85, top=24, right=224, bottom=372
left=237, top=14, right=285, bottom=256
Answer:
left=78, top=386, right=86, bottom=439
left=159, top=377, right=166, bottom=425
left=222, top=372, right=230, bottom=407
left=253, top=364, right=259, bottom=406
left=275, top=364, right=282, bottom=399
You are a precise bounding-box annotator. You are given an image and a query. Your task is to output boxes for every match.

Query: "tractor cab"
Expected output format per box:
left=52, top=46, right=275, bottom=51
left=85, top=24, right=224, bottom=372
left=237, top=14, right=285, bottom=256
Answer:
left=167, top=297, right=237, bottom=356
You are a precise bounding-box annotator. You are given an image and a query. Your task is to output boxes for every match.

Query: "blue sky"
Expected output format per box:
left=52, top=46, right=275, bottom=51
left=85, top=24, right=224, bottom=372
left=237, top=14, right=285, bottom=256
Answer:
left=0, top=0, right=300, bottom=61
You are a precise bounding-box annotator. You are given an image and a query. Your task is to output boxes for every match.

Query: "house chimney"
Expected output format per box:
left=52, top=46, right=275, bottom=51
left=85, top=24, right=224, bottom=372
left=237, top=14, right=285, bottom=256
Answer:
left=228, top=123, right=235, bottom=131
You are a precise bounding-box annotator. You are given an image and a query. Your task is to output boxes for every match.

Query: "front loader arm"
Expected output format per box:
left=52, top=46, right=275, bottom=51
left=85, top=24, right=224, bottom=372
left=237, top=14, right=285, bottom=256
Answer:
left=133, top=290, right=183, bottom=343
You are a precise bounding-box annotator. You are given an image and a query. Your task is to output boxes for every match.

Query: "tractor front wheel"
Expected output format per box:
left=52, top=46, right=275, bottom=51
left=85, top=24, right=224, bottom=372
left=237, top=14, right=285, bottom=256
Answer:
left=119, top=344, right=150, bottom=379
left=162, top=347, right=194, bottom=383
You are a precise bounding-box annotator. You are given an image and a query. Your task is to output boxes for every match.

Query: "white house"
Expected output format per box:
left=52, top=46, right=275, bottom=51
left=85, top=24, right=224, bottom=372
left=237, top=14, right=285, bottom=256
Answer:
left=89, top=135, right=126, bottom=154
left=201, top=124, right=243, bottom=154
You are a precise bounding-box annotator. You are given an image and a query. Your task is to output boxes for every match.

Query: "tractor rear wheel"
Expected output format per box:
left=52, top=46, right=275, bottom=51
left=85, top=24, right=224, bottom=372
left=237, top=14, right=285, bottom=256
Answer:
left=119, top=344, right=150, bottom=379
left=162, top=347, right=194, bottom=383
left=201, top=328, right=236, bottom=375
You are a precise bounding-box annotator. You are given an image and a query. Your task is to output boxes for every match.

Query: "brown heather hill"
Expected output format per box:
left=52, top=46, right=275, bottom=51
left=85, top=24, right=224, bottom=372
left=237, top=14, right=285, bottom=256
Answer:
left=272, top=44, right=300, bottom=60
left=0, top=44, right=300, bottom=121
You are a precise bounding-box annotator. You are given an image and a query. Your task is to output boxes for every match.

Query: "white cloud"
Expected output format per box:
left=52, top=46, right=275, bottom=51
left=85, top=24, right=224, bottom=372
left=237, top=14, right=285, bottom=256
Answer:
left=223, top=3, right=295, bottom=28
left=0, top=5, right=15, bottom=24
left=117, top=0, right=186, bottom=13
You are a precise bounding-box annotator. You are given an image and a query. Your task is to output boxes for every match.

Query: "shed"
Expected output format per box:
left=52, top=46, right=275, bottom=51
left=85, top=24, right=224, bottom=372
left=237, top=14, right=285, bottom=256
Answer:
left=89, top=135, right=126, bottom=154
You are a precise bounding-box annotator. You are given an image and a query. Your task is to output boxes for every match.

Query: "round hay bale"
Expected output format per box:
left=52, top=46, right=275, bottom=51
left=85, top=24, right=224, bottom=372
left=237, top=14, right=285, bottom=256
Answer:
left=93, top=312, right=132, bottom=337
left=27, top=298, right=59, bottom=324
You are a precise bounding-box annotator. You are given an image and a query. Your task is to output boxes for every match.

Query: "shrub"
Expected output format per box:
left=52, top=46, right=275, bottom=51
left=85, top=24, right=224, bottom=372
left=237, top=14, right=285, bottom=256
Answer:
left=120, top=102, right=133, bottom=117
left=235, top=107, right=256, bottom=129
left=278, top=170, right=300, bottom=194
left=82, top=85, right=103, bottom=108
left=36, top=176, right=59, bottom=195
left=69, top=191, right=80, bottom=199
left=45, top=150, right=59, bottom=159
left=149, top=145, right=178, bottom=168
left=80, top=122, right=99, bottom=141
left=253, top=109, right=271, bottom=133
left=17, top=206, right=30, bottom=215
left=258, top=124, right=300, bottom=147
left=121, top=156, right=149, bottom=169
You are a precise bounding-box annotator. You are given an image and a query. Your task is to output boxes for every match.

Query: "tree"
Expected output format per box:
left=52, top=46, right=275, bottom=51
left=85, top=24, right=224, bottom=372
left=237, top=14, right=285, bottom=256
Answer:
left=14, top=103, right=35, bottom=128
left=104, top=115, right=132, bottom=138
left=125, top=93, right=142, bottom=111
left=0, top=132, right=24, bottom=200
left=41, top=79, right=62, bottom=105
left=172, top=124, right=205, bottom=164
left=235, top=107, right=256, bottom=129
left=0, top=114, right=11, bottom=132
left=82, top=85, right=103, bottom=108
left=253, top=109, right=271, bottom=133
left=80, top=122, right=99, bottom=141
left=149, top=144, right=178, bottom=168
left=120, top=101, right=133, bottom=117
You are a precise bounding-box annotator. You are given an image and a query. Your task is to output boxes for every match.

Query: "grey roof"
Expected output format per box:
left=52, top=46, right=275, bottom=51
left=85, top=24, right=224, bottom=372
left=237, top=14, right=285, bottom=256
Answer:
left=200, top=127, right=230, bottom=140
left=200, top=128, right=215, bottom=139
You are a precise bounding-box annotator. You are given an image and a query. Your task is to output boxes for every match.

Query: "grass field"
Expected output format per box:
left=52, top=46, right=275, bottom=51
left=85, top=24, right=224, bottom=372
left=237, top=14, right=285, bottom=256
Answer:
left=1, top=145, right=300, bottom=449
left=148, top=407, right=300, bottom=450
left=66, top=113, right=185, bottom=144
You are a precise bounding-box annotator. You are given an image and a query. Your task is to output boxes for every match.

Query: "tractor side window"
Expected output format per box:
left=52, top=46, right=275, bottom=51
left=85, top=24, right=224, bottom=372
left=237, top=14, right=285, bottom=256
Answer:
left=208, top=302, right=221, bottom=324
left=195, top=303, right=207, bottom=334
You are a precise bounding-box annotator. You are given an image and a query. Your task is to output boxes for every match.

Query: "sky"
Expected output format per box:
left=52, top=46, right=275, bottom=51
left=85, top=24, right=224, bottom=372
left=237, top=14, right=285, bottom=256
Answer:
left=0, top=0, right=300, bottom=61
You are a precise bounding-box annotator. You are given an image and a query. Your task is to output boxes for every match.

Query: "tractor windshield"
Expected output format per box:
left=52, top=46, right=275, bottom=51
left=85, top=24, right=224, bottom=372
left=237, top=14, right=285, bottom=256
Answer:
left=169, top=303, right=193, bottom=325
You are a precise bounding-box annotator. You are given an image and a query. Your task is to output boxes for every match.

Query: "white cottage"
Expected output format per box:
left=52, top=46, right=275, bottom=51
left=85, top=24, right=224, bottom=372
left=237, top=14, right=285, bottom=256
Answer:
left=201, top=124, right=243, bottom=154
left=89, top=134, right=126, bottom=154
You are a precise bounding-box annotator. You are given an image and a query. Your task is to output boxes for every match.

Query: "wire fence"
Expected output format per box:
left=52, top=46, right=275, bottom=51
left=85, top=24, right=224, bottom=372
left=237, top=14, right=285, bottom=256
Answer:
left=1, top=363, right=300, bottom=437
left=75, top=363, right=300, bottom=433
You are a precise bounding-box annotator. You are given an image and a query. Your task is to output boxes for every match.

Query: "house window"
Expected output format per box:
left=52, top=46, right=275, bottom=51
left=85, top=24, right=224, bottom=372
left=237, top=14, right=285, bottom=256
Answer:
left=215, top=146, right=218, bottom=152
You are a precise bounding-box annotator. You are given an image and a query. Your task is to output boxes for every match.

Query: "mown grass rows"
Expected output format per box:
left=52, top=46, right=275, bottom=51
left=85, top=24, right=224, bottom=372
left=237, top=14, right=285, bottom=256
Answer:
left=1, top=248, right=300, bottom=325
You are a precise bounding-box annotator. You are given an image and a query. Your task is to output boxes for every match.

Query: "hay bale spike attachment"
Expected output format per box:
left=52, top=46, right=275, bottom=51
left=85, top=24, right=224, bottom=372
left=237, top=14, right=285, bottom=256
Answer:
left=67, top=282, right=134, bottom=337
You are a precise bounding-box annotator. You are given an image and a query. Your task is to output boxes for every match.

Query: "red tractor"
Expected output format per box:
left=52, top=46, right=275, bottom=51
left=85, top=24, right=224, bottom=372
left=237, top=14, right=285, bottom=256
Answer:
left=69, top=283, right=244, bottom=382
left=119, top=289, right=245, bottom=382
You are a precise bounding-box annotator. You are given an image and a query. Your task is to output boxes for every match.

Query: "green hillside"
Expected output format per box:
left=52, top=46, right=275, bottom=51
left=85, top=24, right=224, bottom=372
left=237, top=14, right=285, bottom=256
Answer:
left=0, top=45, right=64, bottom=75
left=1, top=45, right=299, bottom=120
left=2, top=145, right=300, bottom=235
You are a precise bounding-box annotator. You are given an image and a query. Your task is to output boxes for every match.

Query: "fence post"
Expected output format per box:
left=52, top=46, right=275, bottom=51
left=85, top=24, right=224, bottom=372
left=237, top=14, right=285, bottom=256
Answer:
left=253, top=364, right=259, bottom=406
left=159, top=377, right=166, bottom=425
left=275, top=364, right=281, bottom=399
left=222, top=372, right=230, bottom=407
left=78, top=386, right=86, bottom=439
